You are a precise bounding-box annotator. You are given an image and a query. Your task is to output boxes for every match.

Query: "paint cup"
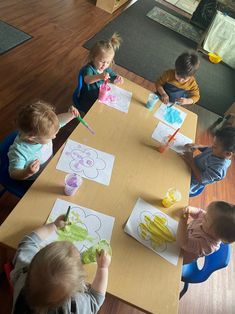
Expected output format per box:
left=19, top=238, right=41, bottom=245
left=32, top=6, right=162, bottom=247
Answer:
left=162, top=188, right=182, bottom=208
left=98, top=83, right=110, bottom=102
left=146, top=93, right=159, bottom=110
left=64, top=173, right=83, bottom=196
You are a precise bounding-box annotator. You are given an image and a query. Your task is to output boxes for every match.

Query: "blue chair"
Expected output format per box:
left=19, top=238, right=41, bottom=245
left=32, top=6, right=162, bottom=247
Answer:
left=189, top=185, right=205, bottom=197
left=0, top=131, right=32, bottom=198
left=180, top=243, right=231, bottom=298
left=72, top=67, right=85, bottom=110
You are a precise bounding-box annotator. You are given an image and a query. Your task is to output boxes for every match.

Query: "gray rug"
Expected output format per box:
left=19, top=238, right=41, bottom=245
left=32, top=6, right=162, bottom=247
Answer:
left=84, top=0, right=235, bottom=116
left=0, top=20, right=32, bottom=55
left=147, top=6, right=203, bottom=43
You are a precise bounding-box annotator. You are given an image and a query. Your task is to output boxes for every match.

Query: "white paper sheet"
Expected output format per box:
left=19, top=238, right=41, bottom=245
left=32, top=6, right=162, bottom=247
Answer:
left=99, top=83, right=132, bottom=113
left=152, top=121, right=193, bottom=153
left=154, top=103, right=187, bottom=129
left=44, top=198, right=115, bottom=252
left=56, top=139, right=115, bottom=186
left=124, top=198, right=180, bottom=266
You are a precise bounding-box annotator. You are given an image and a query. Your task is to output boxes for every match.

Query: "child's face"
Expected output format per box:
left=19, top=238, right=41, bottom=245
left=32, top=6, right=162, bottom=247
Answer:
left=93, top=51, right=114, bottom=73
left=32, top=127, right=59, bottom=144
left=175, top=72, right=191, bottom=83
left=212, top=137, right=230, bottom=158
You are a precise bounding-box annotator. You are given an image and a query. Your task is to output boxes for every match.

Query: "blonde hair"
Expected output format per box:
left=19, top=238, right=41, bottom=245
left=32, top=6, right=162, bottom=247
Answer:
left=89, top=32, right=122, bottom=64
left=17, top=100, right=59, bottom=138
left=208, top=201, right=235, bottom=243
left=25, top=241, right=86, bottom=311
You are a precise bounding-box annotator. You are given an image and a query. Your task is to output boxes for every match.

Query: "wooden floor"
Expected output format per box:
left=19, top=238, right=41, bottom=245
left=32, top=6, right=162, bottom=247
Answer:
left=0, top=0, right=234, bottom=313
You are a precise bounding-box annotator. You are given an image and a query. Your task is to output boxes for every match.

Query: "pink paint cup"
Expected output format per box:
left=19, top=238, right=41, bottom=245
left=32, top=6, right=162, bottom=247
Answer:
left=64, top=173, right=83, bottom=196
left=98, top=83, right=110, bottom=102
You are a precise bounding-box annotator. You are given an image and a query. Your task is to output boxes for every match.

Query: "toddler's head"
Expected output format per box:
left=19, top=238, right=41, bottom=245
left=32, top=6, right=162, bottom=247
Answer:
left=212, top=126, right=235, bottom=158
left=175, top=52, right=200, bottom=83
left=17, top=100, right=60, bottom=144
left=89, top=32, right=122, bottom=73
left=203, top=201, right=235, bottom=243
left=24, top=241, right=86, bottom=311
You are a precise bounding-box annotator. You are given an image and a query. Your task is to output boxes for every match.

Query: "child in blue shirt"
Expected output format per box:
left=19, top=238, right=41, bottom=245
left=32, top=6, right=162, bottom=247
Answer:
left=8, top=100, right=80, bottom=180
left=181, top=127, right=235, bottom=195
left=77, top=33, right=123, bottom=113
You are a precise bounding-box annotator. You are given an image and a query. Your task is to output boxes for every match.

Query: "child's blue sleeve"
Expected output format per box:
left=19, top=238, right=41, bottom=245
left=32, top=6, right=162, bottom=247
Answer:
left=8, top=141, right=28, bottom=172
left=200, top=159, right=231, bottom=185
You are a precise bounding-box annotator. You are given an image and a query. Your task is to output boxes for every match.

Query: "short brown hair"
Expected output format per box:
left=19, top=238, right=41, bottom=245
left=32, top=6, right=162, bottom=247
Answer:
left=209, top=201, right=235, bottom=243
left=175, top=52, right=200, bottom=78
left=25, top=241, right=86, bottom=310
left=17, top=100, right=59, bottom=137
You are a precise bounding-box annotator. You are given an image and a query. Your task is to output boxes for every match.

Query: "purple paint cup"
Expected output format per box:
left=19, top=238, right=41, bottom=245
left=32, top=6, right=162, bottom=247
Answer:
left=64, top=173, right=83, bottom=196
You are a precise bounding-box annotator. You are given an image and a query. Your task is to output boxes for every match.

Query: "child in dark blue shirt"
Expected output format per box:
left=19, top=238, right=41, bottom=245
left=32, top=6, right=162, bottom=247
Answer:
left=181, top=127, right=235, bottom=195
left=78, top=33, right=123, bottom=113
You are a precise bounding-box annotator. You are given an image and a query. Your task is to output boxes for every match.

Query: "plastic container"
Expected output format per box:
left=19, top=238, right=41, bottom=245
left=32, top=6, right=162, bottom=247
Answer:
left=208, top=52, right=222, bottom=64
left=98, top=83, right=111, bottom=102
left=64, top=173, right=83, bottom=196
left=146, top=93, right=159, bottom=110
left=162, top=188, right=182, bottom=208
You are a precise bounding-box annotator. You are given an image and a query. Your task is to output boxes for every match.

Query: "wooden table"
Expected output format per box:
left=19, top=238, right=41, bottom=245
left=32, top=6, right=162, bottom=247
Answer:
left=0, top=79, right=197, bottom=314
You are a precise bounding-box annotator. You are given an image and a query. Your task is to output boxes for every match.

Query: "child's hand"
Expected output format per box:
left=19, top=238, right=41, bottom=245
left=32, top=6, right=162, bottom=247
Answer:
left=54, top=215, right=66, bottom=229
left=69, top=105, right=80, bottom=118
left=114, top=75, right=123, bottom=84
left=176, top=97, right=193, bottom=105
left=26, top=159, right=40, bottom=175
left=160, top=93, right=169, bottom=104
left=179, top=151, right=194, bottom=165
left=96, top=249, right=111, bottom=269
left=184, top=143, right=197, bottom=152
left=184, top=206, right=201, bottom=218
left=99, top=72, right=110, bottom=81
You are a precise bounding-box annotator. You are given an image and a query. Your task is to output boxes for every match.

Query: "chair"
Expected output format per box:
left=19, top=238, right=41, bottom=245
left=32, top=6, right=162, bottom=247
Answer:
left=0, top=131, right=32, bottom=198
left=180, top=243, right=231, bottom=298
left=72, top=67, right=85, bottom=110
left=3, top=262, right=14, bottom=297
left=189, top=185, right=205, bottom=197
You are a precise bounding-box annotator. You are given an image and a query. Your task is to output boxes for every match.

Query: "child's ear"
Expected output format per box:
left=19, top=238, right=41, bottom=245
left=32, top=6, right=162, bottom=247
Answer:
left=225, top=151, right=233, bottom=158
left=27, top=135, right=37, bottom=142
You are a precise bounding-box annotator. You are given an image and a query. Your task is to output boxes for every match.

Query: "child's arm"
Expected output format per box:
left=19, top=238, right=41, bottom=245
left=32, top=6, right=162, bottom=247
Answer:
left=84, top=72, right=110, bottom=85
left=184, top=143, right=207, bottom=153
left=33, top=215, right=66, bottom=240
left=176, top=97, right=194, bottom=105
left=156, top=86, right=169, bottom=104
left=176, top=80, right=200, bottom=105
left=10, top=159, right=40, bottom=180
left=57, top=106, right=80, bottom=125
left=176, top=214, right=189, bottom=248
left=91, top=250, right=111, bottom=295
left=180, top=151, right=202, bottom=182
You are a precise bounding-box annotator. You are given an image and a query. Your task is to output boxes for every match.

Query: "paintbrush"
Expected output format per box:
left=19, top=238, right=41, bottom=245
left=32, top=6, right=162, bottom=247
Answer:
left=77, top=116, right=95, bottom=135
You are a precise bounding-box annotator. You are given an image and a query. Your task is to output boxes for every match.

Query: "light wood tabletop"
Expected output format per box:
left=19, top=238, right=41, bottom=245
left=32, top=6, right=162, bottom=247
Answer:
left=0, top=78, right=197, bottom=314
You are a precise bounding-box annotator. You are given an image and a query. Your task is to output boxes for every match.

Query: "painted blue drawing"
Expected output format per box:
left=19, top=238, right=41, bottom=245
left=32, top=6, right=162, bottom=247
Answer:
left=164, top=107, right=183, bottom=124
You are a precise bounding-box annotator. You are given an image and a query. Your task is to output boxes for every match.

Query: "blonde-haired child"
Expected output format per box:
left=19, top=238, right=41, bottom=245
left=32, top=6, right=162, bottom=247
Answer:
left=176, top=201, right=235, bottom=264
left=77, top=32, right=123, bottom=113
left=11, top=215, right=111, bottom=313
left=8, top=100, right=80, bottom=180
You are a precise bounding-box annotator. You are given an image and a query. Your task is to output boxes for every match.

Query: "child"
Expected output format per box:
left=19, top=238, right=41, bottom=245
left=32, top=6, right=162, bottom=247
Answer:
left=155, top=52, right=200, bottom=105
left=8, top=100, right=80, bottom=180
left=77, top=32, right=123, bottom=113
left=11, top=215, right=111, bottom=313
left=181, top=126, right=235, bottom=195
left=176, top=201, right=235, bottom=264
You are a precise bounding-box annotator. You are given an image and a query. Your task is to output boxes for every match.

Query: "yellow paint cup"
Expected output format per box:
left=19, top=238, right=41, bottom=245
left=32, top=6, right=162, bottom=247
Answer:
left=162, top=188, right=182, bottom=208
